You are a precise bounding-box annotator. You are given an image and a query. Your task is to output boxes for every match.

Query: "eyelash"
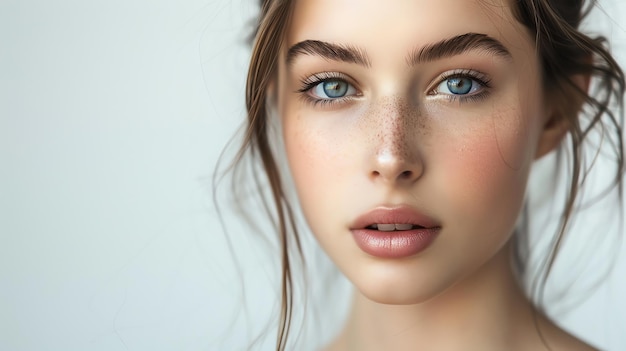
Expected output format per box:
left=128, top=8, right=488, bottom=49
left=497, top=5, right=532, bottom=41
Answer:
left=296, top=69, right=493, bottom=106
left=296, top=72, right=358, bottom=107
left=428, top=69, right=492, bottom=104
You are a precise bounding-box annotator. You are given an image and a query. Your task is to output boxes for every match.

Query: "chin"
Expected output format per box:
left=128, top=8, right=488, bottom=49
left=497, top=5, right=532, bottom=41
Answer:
left=357, top=283, right=447, bottom=306
left=350, top=264, right=457, bottom=305
left=360, top=289, right=433, bottom=305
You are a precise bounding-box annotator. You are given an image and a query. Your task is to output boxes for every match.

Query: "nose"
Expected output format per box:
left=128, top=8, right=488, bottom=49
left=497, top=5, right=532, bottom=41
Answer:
left=368, top=101, right=424, bottom=185
left=370, top=147, right=423, bottom=184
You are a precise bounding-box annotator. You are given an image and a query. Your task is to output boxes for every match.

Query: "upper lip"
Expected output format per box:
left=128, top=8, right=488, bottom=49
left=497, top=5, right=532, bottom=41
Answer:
left=350, top=205, right=440, bottom=230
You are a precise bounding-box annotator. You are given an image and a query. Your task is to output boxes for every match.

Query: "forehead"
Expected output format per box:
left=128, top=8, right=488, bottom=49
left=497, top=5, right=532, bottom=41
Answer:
left=287, top=0, right=531, bottom=57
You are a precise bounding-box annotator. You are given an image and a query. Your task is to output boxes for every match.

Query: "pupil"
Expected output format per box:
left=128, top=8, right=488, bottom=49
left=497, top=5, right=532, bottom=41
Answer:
left=323, top=80, right=348, bottom=98
left=447, top=78, right=472, bottom=95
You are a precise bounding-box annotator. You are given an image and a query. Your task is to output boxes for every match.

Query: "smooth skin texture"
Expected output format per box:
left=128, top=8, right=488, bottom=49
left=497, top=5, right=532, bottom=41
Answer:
left=275, top=0, right=594, bottom=350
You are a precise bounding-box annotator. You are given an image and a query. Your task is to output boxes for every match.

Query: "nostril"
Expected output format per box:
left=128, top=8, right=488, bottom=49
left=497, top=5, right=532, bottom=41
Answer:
left=371, top=169, right=417, bottom=181
left=400, top=170, right=413, bottom=179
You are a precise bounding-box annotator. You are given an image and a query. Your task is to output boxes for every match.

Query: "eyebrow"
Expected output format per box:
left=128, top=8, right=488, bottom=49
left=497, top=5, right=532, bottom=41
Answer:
left=286, top=40, right=371, bottom=67
left=407, top=33, right=512, bottom=65
left=286, top=33, right=512, bottom=68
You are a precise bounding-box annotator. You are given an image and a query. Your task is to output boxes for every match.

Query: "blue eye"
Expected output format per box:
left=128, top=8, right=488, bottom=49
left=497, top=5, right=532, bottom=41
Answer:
left=435, top=76, right=483, bottom=96
left=311, top=79, right=357, bottom=99
left=447, top=77, right=473, bottom=94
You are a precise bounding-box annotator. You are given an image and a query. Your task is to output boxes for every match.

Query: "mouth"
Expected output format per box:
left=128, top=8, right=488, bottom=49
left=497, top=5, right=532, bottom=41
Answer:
left=350, top=205, right=441, bottom=258
left=351, top=205, right=440, bottom=231
left=365, top=223, right=426, bottom=231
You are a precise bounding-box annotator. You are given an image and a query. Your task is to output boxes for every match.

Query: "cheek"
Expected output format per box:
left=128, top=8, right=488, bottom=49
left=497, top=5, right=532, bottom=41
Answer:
left=463, top=108, right=532, bottom=180
left=434, top=107, right=537, bottom=233
left=281, top=110, right=353, bottom=226
left=284, top=113, right=342, bottom=185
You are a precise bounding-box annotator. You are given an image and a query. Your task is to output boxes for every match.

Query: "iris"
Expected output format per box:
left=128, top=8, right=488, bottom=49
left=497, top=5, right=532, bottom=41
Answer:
left=447, top=77, right=473, bottom=95
left=322, top=80, right=349, bottom=98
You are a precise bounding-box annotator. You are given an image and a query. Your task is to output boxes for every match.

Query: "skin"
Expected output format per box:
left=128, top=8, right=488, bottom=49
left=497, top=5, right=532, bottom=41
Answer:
left=274, top=0, right=594, bottom=350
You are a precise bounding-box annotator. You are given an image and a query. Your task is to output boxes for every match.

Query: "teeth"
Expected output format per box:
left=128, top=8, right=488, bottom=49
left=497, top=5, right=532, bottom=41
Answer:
left=372, top=224, right=415, bottom=231
left=377, top=224, right=396, bottom=231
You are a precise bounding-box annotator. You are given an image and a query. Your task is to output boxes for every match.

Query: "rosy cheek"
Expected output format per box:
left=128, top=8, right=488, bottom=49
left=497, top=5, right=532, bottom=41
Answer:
left=283, top=113, right=346, bottom=202
left=435, top=109, right=534, bottom=228
left=457, top=133, right=526, bottom=190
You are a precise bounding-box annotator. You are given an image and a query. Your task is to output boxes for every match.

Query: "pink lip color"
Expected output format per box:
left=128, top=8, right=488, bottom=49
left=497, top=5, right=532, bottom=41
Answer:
left=350, top=206, right=441, bottom=259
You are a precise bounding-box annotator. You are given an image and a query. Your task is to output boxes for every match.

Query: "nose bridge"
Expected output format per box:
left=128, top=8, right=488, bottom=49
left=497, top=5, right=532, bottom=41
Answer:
left=366, top=96, right=423, bottom=183
left=377, top=99, right=411, bottom=159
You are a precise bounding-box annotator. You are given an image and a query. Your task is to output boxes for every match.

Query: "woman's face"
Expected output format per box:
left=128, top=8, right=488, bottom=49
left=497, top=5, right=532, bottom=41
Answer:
left=276, top=0, right=556, bottom=304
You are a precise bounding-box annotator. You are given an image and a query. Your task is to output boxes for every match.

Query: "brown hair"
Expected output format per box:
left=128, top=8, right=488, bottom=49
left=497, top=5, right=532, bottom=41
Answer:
left=512, top=0, right=624, bottom=302
left=221, top=0, right=625, bottom=349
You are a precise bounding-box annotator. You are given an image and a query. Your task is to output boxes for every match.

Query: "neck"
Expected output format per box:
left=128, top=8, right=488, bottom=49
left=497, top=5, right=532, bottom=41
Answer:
left=327, top=243, right=546, bottom=351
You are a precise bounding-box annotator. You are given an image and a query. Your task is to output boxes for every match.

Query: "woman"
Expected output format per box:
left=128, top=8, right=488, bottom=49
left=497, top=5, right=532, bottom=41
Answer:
left=223, top=0, right=625, bottom=349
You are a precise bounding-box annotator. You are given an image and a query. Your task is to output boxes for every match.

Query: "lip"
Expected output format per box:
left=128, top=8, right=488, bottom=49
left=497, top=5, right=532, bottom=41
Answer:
left=350, top=206, right=441, bottom=258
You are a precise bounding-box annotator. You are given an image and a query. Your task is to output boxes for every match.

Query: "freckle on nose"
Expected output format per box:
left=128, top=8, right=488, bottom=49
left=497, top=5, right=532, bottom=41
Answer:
left=380, top=97, right=416, bottom=157
left=365, top=96, right=426, bottom=152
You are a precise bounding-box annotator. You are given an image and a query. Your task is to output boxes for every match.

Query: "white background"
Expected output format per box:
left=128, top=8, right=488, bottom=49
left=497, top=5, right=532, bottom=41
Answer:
left=2, top=0, right=626, bottom=350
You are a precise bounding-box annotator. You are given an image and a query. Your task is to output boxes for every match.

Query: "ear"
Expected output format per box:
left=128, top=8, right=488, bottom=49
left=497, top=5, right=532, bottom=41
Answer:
left=534, top=73, right=590, bottom=159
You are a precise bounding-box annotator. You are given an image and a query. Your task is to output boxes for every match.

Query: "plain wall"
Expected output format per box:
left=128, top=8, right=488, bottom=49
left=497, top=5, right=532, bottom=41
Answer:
left=2, top=0, right=626, bottom=350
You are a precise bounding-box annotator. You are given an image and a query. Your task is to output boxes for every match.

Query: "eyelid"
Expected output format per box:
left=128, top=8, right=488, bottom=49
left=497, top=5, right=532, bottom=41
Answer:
left=427, top=69, right=492, bottom=95
left=297, top=72, right=358, bottom=92
left=296, top=71, right=361, bottom=107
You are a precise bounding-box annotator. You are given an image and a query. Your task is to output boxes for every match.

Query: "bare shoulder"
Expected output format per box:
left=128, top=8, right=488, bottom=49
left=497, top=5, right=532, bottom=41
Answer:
left=545, top=334, right=598, bottom=351
left=547, top=331, right=598, bottom=351
left=535, top=317, right=599, bottom=351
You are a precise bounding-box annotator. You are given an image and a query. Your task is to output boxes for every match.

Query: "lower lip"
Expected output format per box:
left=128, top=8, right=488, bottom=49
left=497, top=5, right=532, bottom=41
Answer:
left=350, top=228, right=440, bottom=258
